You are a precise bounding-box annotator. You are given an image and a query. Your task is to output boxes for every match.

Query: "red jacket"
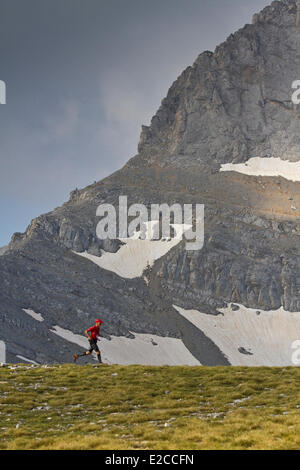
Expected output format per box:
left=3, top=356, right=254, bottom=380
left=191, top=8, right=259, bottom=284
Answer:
left=87, top=325, right=100, bottom=340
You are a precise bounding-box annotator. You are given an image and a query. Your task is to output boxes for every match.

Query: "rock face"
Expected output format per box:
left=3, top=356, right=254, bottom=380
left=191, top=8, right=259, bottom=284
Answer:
left=297, top=0, right=300, bottom=29
left=0, top=246, right=8, bottom=256
left=1, top=0, right=300, bottom=365
left=138, top=0, right=300, bottom=166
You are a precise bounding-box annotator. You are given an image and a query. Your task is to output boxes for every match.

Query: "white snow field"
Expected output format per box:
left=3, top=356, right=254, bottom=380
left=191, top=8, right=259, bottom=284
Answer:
left=16, top=355, right=39, bottom=365
left=22, top=308, right=44, bottom=322
left=51, top=325, right=200, bottom=366
left=220, top=157, right=300, bottom=182
left=173, top=303, right=300, bottom=366
left=74, top=221, right=192, bottom=279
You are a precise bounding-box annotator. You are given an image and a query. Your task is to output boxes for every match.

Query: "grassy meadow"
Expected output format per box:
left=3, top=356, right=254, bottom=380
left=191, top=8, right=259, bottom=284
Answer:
left=0, top=364, right=300, bottom=450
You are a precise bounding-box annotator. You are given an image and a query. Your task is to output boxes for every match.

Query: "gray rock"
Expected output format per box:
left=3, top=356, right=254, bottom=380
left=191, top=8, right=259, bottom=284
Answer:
left=231, top=304, right=240, bottom=311
left=0, top=246, right=8, bottom=256
left=238, top=347, right=254, bottom=356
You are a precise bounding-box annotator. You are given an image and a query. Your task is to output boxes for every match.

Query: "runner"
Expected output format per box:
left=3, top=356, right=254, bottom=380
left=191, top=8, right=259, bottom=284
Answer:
left=73, top=319, right=103, bottom=363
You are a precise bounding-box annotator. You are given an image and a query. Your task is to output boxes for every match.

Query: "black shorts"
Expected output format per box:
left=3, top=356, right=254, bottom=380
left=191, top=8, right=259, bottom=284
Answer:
left=88, top=338, right=100, bottom=353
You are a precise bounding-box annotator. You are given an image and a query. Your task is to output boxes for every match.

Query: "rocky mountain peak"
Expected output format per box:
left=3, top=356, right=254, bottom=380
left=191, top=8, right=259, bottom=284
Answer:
left=136, top=0, right=300, bottom=170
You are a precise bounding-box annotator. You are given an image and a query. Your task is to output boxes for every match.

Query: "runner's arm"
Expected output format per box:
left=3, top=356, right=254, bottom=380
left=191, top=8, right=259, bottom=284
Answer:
left=85, top=329, right=92, bottom=340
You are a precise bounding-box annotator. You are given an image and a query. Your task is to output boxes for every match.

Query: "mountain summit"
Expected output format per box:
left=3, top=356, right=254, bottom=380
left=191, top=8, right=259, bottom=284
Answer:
left=138, top=0, right=300, bottom=166
left=1, top=0, right=300, bottom=366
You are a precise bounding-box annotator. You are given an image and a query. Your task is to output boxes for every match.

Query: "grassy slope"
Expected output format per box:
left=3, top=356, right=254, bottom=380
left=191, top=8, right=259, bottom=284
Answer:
left=0, top=364, right=300, bottom=450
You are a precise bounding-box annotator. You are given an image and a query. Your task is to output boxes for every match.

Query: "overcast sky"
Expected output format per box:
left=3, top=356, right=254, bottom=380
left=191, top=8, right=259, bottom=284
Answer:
left=0, top=0, right=271, bottom=246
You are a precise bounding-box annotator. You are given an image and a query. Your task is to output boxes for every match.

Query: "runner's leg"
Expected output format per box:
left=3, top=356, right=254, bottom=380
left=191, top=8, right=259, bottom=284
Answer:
left=74, top=340, right=93, bottom=362
left=96, top=351, right=102, bottom=363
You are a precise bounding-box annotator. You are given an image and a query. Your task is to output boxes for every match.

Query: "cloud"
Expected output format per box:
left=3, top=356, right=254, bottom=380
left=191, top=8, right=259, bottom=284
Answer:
left=98, top=77, right=152, bottom=160
left=0, top=100, right=83, bottom=201
left=44, top=100, right=80, bottom=140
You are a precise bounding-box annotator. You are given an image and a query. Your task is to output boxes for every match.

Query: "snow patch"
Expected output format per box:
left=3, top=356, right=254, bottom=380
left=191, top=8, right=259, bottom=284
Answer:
left=50, top=326, right=88, bottom=349
left=16, top=355, right=39, bottom=365
left=74, top=221, right=192, bottom=279
left=220, top=157, right=300, bottom=182
left=50, top=325, right=200, bottom=366
left=23, top=309, right=44, bottom=322
left=173, top=303, right=300, bottom=366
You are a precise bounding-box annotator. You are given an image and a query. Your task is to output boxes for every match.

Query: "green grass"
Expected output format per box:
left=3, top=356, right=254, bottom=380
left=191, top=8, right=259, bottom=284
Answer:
left=0, top=364, right=300, bottom=450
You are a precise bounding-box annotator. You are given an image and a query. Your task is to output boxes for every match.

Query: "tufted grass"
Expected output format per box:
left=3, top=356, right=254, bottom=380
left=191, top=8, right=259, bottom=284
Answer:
left=0, top=364, right=300, bottom=450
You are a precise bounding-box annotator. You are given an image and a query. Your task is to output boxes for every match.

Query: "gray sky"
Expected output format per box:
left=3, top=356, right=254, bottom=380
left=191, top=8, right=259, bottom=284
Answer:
left=0, top=0, right=271, bottom=246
